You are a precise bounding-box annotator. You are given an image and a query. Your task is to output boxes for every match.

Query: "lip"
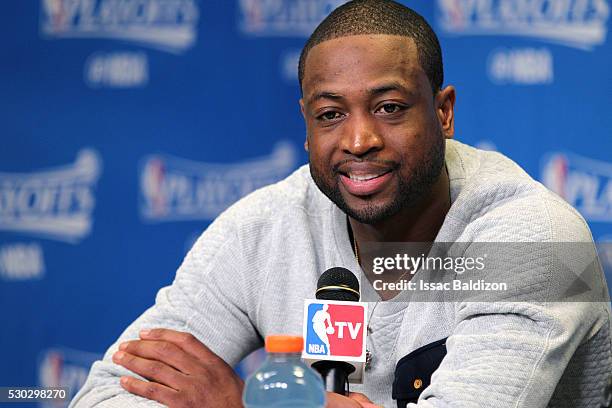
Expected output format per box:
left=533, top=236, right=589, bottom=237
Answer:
left=339, top=170, right=394, bottom=196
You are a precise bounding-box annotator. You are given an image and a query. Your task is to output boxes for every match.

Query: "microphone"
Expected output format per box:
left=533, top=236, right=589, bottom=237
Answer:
left=302, top=267, right=367, bottom=395
left=316, top=266, right=360, bottom=302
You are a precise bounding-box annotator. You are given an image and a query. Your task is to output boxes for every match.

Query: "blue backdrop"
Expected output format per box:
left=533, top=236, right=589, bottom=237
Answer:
left=1, top=1, right=611, bottom=406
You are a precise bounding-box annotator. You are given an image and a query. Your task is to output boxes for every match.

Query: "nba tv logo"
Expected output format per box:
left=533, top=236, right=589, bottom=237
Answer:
left=304, top=301, right=366, bottom=359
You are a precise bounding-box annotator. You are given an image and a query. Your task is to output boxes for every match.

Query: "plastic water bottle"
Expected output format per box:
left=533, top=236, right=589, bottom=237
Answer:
left=243, top=335, right=326, bottom=408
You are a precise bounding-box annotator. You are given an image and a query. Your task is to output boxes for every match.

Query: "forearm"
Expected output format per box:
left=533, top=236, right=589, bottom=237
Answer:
left=404, top=301, right=610, bottom=408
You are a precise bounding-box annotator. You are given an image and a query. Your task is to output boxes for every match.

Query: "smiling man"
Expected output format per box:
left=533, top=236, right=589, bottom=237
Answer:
left=301, top=30, right=453, bottom=244
left=71, top=1, right=611, bottom=408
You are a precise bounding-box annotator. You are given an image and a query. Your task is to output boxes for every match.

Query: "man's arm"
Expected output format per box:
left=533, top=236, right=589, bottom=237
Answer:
left=69, top=215, right=263, bottom=408
left=411, top=300, right=611, bottom=407
left=410, top=230, right=611, bottom=407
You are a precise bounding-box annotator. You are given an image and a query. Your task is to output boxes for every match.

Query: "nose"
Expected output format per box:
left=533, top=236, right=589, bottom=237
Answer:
left=340, top=113, right=384, bottom=157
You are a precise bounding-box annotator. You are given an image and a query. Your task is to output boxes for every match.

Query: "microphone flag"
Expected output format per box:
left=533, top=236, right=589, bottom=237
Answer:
left=302, top=299, right=368, bottom=383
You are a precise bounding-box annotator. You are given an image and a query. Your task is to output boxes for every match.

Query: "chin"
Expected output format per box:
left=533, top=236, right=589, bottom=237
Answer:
left=343, top=201, right=397, bottom=225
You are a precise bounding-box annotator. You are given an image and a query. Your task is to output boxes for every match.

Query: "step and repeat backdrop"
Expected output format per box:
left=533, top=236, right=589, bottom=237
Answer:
left=1, top=1, right=610, bottom=406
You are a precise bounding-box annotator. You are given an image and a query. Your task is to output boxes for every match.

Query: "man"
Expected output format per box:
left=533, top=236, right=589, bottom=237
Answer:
left=70, top=1, right=612, bottom=407
left=312, top=303, right=334, bottom=354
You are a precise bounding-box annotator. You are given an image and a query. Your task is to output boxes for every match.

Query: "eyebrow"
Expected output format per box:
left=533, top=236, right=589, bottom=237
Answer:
left=306, top=81, right=415, bottom=105
left=368, top=82, right=414, bottom=98
left=306, top=91, right=343, bottom=105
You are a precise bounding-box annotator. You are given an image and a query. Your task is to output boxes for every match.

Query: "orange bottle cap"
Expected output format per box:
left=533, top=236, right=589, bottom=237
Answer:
left=265, top=335, right=304, bottom=353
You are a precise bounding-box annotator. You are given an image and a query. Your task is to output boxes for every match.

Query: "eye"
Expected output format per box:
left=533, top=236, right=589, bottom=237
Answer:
left=317, top=111, right=344, bottom=122
left=376, top=103, right=405, bottom=115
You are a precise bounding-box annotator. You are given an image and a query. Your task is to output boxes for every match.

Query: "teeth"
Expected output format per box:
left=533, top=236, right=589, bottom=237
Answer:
left=348, top=173, right=383, bottom=181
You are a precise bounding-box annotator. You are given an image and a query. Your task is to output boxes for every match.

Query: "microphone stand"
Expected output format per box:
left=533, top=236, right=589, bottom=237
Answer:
left=312, top=360, right=356, bottom=395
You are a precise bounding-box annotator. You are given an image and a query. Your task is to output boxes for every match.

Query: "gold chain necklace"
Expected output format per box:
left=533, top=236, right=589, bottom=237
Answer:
left=353, top=231, right=360, bottom=265
left=349, top=220, right=376, bottom=370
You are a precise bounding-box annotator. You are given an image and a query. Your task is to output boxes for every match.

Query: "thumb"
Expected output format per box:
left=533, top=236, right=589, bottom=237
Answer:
left=325, top=392, right=362, bottom=408
left=348, top=392, right=384, bottom=408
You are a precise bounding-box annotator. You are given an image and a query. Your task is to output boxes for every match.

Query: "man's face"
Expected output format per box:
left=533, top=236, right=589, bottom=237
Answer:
left=300, top=34, right=452, bottom=225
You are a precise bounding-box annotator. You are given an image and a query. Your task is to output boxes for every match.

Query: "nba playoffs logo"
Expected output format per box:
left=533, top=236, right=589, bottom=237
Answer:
left=139, top=142, right=297, bottom=222
left=238, top=0, right=344, bottom=37
left=40, top=0, right=200, bottom=53
left=436, top=0, right=609, bottom=50
left=0, top=149, right=102, bottom=242
left=38, top=347, right=101, bottom=407
left=541, top=152, right=612, bottom=222
left=303, top=300, right=367, bottom=360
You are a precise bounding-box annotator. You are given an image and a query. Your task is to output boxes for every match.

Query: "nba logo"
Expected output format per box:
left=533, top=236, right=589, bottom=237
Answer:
left=303, top=300, right=367, bottom=360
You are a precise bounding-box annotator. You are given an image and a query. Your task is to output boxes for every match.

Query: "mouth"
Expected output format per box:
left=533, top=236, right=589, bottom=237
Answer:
left=338, top=169, right=394, bottom=197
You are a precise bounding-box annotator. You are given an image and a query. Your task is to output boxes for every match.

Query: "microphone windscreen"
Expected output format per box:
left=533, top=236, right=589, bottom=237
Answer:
left=316, top=267, right=360, bottom=301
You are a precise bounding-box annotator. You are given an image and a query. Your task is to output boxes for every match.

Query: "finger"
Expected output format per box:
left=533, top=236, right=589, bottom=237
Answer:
left=348, top=393, right=383, bottom=408
left=113, top=350, right=185, bottom=389
left=325, top=392, right=362, bottom=408
left=348, top=392, right=373, bottom=403
left=139, top=328, right=217, bottom=364
left=118, top=340, right=199, bottom=375
left=120, top=376, right=178, bottom=406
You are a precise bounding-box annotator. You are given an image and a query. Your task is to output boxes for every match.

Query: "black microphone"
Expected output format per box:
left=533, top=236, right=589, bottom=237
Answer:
left=316, top=266, right=360, bottom=302
left=312, top=267, right=360, bottom=395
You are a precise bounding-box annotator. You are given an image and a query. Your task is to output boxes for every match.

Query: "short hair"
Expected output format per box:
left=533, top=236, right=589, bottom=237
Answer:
left=298, top=0, right=444, bottom=95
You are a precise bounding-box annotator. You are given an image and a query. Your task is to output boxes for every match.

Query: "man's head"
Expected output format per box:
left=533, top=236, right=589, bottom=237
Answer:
left=298, top=0, right=444, bottom=96
left=300, top=0, right=456, bottom=226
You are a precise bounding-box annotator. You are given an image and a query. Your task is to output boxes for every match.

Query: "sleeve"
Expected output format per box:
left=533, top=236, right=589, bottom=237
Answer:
left=409, top=300, right=610, bottom=408
left=408, top=231, right=611, bottom=407
left=69, top=213, right=264, bottom=408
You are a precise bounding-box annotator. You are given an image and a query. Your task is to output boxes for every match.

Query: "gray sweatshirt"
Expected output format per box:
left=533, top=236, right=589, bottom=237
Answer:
left=70, top=140, right=612, bottom=408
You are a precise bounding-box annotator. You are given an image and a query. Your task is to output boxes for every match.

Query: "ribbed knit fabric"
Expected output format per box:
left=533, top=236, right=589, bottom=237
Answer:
left=70, top=140, right=611, bottom=408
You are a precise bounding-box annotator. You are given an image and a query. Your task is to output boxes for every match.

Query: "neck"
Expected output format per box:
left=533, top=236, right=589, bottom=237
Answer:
left=349, top=166, right=451, bottom=245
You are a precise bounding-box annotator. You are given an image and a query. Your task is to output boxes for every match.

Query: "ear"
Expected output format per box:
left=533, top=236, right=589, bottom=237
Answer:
left=300, top=98, right=309, bottom=152
left=435, top=85, right=456, bottom=139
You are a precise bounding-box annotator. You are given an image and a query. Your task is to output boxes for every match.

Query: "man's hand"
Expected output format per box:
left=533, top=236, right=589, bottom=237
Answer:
left=327, top=392, right=383, bottom=408
left=112, top=328, right=243, bottom=408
